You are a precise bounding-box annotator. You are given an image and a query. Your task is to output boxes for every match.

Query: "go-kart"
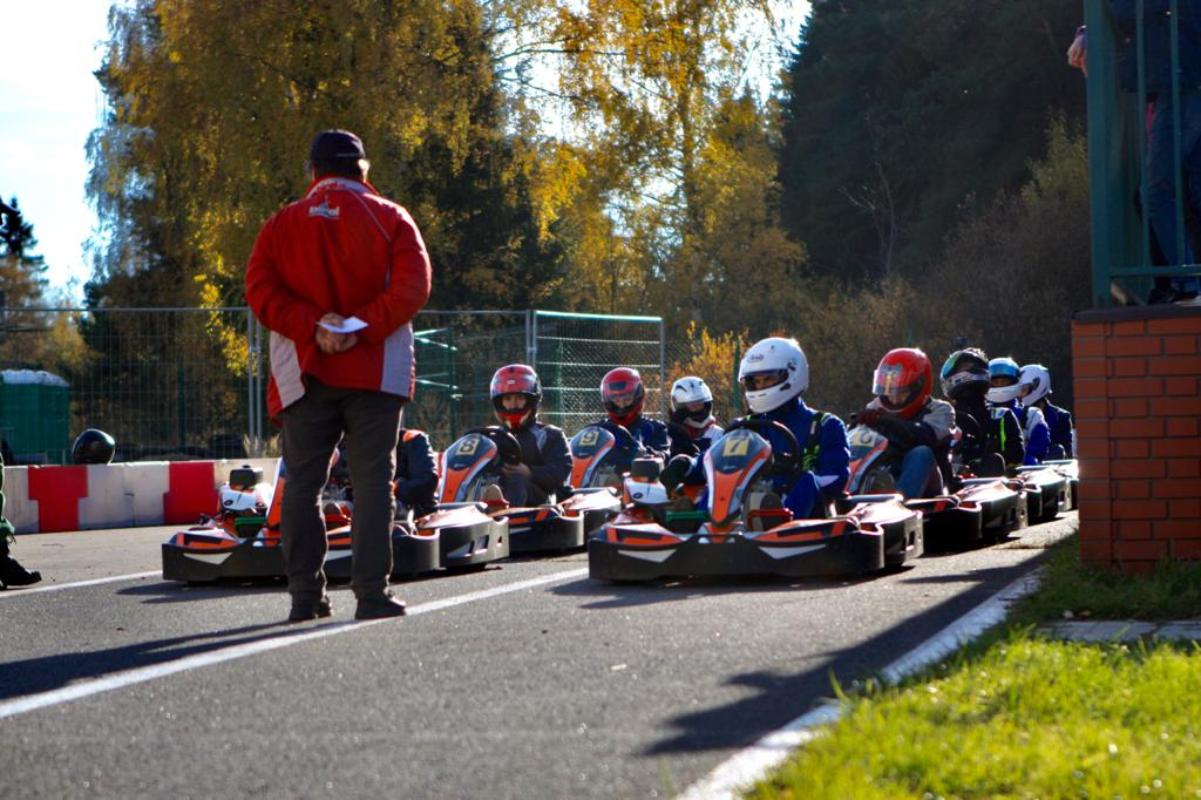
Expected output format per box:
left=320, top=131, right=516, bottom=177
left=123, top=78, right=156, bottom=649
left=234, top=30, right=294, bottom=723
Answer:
left=558, top=424, right=629, bottom=538
left=161, top=460, right=354, bottom=583
left=1038, top=458, right=1079, bottom=510
left=588, top=419, right=924, bottom=582
left=1012, top=462, right=1070, bottom=523
left=845, top=425, right=1027, bottom=550
left=423, top=426, right=581, bottom=556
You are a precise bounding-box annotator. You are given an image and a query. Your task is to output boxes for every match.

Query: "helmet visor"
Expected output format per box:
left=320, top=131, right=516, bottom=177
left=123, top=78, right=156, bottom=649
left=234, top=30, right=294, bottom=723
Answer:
left=744, top=370, right=786, bottom=391
left=499, top=393, right=530, bottom=411
left=873, top=364, right=919, bottom=408
left=605, top=388, right=638, bottom=410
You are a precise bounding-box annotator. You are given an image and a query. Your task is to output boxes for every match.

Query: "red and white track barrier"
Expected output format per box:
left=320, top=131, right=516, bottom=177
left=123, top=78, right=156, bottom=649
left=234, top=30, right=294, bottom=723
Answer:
left=4, top=459, right=280, bottom=534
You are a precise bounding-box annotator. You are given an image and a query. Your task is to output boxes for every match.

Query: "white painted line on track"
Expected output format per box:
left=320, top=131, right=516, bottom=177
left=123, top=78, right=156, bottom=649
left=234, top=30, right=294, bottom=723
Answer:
left=677, top=568, right=1045, bottom=800
left=0, top=567, right=588, bottom=721
left=0, top=571, right=160, bottom=599
left=878, top=569, right=1043, bottom=685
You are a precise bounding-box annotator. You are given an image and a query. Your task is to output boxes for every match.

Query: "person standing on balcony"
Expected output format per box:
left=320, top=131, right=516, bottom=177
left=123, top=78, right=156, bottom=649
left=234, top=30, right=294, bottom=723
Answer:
left=246, top=129, right=432, bottom=623
left=1112, top=1, right=1201, bottom=291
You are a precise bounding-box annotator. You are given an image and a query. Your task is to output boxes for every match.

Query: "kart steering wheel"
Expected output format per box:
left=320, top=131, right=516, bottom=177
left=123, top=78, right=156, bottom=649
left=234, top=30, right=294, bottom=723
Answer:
left=465, top=426, right=523, bottom=465
left=595, top=419, right=640, bottom=455
left=725, top=418, right=802, bottom=474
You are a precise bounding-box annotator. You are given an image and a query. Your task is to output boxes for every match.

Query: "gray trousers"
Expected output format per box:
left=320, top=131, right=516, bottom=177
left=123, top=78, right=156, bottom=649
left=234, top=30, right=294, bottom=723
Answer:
left=280, top=379, right=403, bottom=600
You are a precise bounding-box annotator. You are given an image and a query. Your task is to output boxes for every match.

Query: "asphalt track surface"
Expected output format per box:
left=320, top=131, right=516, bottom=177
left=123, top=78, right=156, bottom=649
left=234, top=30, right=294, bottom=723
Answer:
left=1, top=515, right=1076, bottom=799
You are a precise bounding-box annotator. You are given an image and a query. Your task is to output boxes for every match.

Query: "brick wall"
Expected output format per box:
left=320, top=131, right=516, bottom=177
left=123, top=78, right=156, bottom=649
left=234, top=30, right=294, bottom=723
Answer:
left=1072, top=305, right=1201, bottom=573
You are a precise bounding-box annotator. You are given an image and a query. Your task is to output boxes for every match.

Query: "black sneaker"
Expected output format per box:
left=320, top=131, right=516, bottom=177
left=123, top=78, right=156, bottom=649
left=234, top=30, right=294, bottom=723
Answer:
left=288, top=594, right=333, bottom=623
left=354, top=591, right=407, bottom=620
left=0, top=556, right=41, bottom=588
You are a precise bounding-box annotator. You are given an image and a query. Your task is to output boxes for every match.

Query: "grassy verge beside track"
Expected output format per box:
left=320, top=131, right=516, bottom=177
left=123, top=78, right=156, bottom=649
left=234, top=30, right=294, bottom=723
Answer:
left=747, top=537, right=1201, bottom=799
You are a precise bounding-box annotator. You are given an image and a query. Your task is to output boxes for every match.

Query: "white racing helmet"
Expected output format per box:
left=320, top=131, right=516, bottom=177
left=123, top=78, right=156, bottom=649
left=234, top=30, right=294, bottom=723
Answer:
left=1018, top=363, right=1052, bottom=407
left=670, top=376, right=715, bottom=429
left=738, top=337, right=809, bottom=414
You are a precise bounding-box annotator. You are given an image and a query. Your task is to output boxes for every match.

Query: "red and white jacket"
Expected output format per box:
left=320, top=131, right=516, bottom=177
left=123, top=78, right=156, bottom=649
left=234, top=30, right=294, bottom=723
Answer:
left=245, top=177, right=432, bottom=419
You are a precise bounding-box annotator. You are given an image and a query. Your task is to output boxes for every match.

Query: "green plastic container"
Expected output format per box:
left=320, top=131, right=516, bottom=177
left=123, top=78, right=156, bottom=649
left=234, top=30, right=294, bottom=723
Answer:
left=0, top=370, right=70, bottom=464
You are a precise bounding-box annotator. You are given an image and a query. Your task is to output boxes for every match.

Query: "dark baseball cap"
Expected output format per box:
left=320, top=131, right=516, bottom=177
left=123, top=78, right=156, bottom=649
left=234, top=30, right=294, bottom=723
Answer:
left=309, top=129, right=366, bottom=162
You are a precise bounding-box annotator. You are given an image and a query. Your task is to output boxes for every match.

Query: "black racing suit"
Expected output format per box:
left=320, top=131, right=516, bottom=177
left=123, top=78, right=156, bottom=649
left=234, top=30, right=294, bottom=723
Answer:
left=951, top=393, right=1026, bottom=477
left=503, top=421, right=572, bottom=506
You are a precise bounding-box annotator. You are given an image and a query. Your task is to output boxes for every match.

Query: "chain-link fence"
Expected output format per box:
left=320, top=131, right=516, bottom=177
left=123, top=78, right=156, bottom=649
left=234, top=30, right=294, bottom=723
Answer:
left=404, top=310, right=529, bottom=444
left=532, top=311, right=666, bottom=432
left=0, top=307, right=676, bottom=462
left=0, top=307, right=251, bottom=464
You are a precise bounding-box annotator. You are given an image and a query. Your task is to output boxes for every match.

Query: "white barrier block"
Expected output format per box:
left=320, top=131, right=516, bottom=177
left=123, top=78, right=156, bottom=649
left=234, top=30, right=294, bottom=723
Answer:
left=127, top=461, right=172, bottom=526
left=3, top=467, right=38, bottom=534
left=4, top=457, right=283, bottom=534
left=77, top=464, right=137, bottom=530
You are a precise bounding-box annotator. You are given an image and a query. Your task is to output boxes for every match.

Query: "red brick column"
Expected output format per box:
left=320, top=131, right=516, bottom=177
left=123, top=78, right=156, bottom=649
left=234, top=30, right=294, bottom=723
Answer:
left=1072, top=305, right=1201, bottom=574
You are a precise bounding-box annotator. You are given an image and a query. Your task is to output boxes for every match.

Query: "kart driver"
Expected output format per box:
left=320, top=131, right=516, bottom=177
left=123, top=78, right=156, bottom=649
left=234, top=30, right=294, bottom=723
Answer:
left=660, top=375, right=724, bottom=494
left=988, top=356, right=1050, bottom=465
left=1018, top=364, right=1076, bottom=459
left=939, top=348, right=1025, bottom=475
left=737, top=336, right=850, bottom=518
left=485, top=364, right=571, bottom=506
left=855, top=347, right=956, bottom=498
left=668, top=376, right=724, bottom=452
left=596, top=367, right=670, bottom=459
left=394, top=428, right=438, bottom=517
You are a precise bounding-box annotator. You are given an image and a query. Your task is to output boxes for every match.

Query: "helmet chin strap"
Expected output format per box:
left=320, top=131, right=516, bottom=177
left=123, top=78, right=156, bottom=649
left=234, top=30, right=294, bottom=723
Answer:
left=684, top=415, right=713, bottom=429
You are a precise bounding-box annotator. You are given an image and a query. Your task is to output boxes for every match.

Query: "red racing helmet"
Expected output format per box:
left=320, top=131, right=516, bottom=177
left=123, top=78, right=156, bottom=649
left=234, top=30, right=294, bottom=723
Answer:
left=601, top=367, right=645, bottom=427
left=490, top=364, right=542, bottom=430
left=872, top=348, right=932, bottom=419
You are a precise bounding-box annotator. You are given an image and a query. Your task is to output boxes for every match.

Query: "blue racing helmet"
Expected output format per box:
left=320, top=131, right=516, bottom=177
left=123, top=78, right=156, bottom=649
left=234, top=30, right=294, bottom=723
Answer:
left=986, top=357, right=1022, bottom=404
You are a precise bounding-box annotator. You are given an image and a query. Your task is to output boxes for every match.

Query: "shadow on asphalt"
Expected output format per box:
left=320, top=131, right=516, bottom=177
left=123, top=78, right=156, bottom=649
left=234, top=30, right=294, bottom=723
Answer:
left=117, top=561, right=513, bottom=604
left=550, top=573, right=882, bottom=609
left=118, top=581, right=286, bottom=604
left=0, top=620, right=310, bottom=701
left=642, top=551, right=1054, bottom=757
left=896, top=565, right=1023, bottom=585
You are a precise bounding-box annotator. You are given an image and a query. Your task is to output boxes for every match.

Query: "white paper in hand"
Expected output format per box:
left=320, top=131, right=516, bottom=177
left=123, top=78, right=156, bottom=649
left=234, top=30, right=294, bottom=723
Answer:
left=318, top=316, right=368, bottom=334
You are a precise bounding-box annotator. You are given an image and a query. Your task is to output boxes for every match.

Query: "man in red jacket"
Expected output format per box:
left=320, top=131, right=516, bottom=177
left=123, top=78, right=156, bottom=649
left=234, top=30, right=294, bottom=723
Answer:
left=246, top=129, right=431, bottom=622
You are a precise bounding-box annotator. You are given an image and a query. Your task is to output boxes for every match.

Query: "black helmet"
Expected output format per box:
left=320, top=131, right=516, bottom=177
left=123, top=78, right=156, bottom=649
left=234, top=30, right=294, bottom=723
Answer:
left=939, top=348, right=990, bottom=401
left=72, top=428, right=116, bottom=464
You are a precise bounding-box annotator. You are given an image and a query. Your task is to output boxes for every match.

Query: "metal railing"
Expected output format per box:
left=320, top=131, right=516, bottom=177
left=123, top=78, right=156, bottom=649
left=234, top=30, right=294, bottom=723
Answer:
left=1085, top=0, right=1201, bottom=306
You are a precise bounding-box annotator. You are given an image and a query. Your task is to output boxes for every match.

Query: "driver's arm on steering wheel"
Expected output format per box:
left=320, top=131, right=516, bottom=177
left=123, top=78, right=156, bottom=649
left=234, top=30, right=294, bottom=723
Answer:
left=527, top=427, right=572, bottom=493
left=644, top=421, right=671, bottom=460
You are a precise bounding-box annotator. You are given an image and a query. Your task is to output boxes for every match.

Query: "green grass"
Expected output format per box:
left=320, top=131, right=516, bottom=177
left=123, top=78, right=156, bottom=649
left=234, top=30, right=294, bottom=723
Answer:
left=1014, top=536, right=1201, bottom=622
left=747, top=537, right=1201, bottom=799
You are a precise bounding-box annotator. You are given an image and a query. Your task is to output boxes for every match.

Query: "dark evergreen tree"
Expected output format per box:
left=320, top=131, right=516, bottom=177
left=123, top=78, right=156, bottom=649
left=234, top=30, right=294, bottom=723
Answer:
left=0, top=197, right=49, bottom=307
left=778, top=0, right=1086, bottom=283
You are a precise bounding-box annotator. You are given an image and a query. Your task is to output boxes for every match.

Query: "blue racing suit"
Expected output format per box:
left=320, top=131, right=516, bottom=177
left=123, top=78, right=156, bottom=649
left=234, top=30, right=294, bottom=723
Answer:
left=597, top=415, right=670, bottom=459
left=1042, top=402, right=1076, bottom=457
left=993, top=400, right=1050, bottom=465
left=395, top=428, right=438, bottom=514
left=750, top=398, right=850, bottom=518
left=1017, top=406, right=1050, bottom=465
